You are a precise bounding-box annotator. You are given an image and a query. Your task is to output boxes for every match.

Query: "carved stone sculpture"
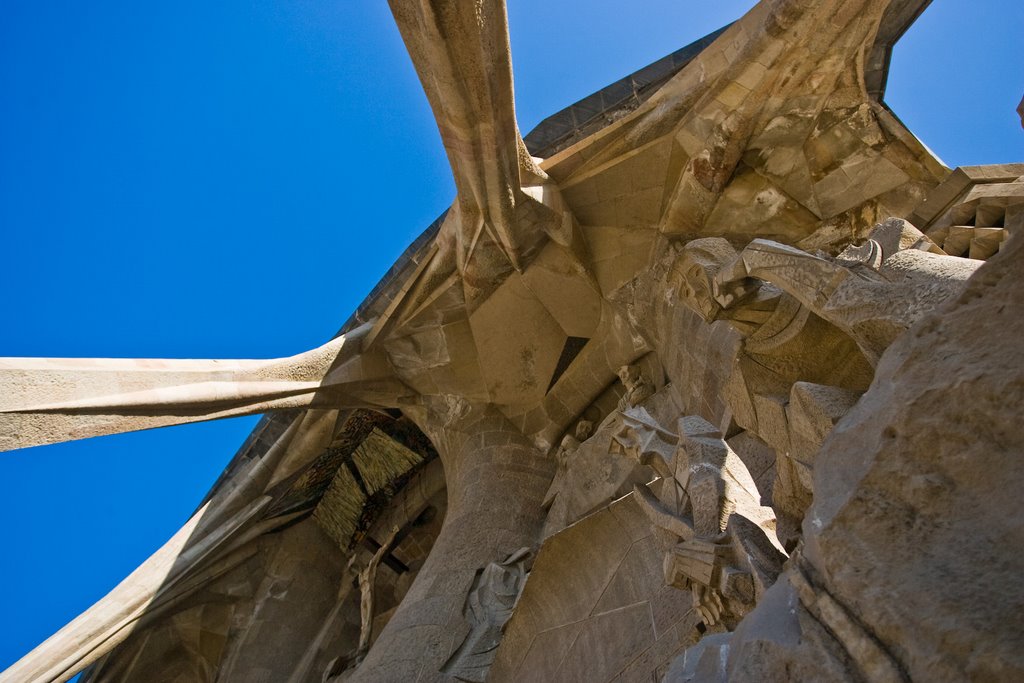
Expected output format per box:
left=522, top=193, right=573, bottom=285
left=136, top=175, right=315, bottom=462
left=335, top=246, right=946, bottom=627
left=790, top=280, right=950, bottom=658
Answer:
left=669, top=238, right=867, bottom=545
left=541, top=420, right=593, bottom=510
left=667, top=220, right=986, bottom=547
left=616, top=364, right=655, bottom=411
left=609, top=407, right=678, bottom=484
left=441, top=548, right=531, bottom=682
left=714, top=232, right=981, bottom=366
left=354, top=526, right=402, bottom=664
left=679, top=211, right=1024, bottom=683
left=667, top=417, right=786, bottom=627
left=614, top=412, right=786, bottom=628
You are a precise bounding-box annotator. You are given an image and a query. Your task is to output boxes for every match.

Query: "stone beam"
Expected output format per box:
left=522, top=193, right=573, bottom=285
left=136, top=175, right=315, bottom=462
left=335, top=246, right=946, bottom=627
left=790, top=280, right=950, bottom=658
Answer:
left=864, top=0, right=933, bottom=101
left=0, top=415, right=315, bottom=683
left=388, top=0, right=538, bottom=275
left=0, top=323, right=412, bottom=452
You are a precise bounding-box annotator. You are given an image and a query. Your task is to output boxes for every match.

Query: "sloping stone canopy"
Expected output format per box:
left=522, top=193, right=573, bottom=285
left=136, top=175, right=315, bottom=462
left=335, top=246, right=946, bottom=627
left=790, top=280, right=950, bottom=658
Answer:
left=2, top=1, right=1022, bottom=682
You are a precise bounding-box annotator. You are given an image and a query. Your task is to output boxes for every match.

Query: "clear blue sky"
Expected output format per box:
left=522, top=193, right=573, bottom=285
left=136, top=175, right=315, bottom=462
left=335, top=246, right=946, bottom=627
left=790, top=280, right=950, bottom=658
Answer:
left=0, top=0, right=1020, bottom=673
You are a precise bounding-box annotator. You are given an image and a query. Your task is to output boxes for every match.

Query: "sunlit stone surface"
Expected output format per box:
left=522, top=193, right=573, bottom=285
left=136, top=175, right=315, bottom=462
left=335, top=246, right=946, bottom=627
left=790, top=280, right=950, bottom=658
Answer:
left=2, top=1, right=1022, bottom=681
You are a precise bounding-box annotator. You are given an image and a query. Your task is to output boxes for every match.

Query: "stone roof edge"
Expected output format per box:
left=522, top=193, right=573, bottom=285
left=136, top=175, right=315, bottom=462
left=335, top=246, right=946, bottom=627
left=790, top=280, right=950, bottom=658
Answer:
left=865, top=0, right=933, bottom=101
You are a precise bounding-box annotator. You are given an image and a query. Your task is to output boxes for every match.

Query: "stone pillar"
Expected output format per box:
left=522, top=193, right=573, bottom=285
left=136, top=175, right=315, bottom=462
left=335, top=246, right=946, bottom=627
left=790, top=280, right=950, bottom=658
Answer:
left=350, top=403, right=554, bottom=683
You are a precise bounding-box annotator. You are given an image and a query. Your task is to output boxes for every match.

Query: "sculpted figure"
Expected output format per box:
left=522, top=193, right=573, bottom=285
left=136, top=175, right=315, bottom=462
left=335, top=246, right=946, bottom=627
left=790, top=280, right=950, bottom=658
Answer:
left=542, top=420, right=594, bottom=510
left=669, top=239, right=869, bottom=546
left=667, top=223, right=978, bottom=547
left=609, top=406, right=678, bottom=493
left=542, top=408, right=662, bottom=538
left=442, top=548, right=531, bottom=682
left=671, top=238, right=814, bottom=354
left=615, top=413, right=786, bottom=628
left=616, top=364, right=655, bottom=411
left=670, top=238, right=776, bottom=336
left=353, top=526, right=402, bottom=664
left=711, top=224, right=981, bottom=366
left=319, top=525, right=404, bottom=681
left=560, top=420, right=595, bottom=464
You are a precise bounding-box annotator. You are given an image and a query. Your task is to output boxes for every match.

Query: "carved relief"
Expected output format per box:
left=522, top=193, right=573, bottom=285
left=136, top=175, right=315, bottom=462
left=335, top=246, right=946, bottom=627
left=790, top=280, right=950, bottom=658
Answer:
left=712, top=229, right=981, bottom=366
left=664, top=221, right=981, bottom=548
left=616, top=364, right=655, bottom=411
left=442, top=548, right=531, bottom=682
left=541, top=420, right=594, bottom=510
left=2, top=0, right=1019, bottom=680
left=354, top=526, right=402, bottom=663
left=614, top=411, right=786, bottom=629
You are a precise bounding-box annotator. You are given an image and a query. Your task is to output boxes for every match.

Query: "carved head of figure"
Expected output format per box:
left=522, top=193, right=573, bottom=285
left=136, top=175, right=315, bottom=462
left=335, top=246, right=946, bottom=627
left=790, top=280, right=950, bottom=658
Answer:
left=669, top=238, right=741, bottom=322
left=617, top=364, right=640, bottom=388
left=617, top=364, right=655, bottom=411
left=574, top=419, right=594, bottom=442
left=610, top=407, right=676, bottom=480
left=609, top=419, right=643, bottom=465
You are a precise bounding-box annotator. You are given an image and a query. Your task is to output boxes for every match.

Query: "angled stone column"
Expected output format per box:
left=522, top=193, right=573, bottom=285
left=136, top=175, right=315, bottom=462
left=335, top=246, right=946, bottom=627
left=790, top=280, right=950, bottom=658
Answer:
left=349, top=402, right=554, bottom=683
left=382, top=0, right=576, bottom=320
left=388, top=0, right=536, bottom=274
left=0, top=411, right=329, bottom=683
left=0, top=323, right=410, bottom=451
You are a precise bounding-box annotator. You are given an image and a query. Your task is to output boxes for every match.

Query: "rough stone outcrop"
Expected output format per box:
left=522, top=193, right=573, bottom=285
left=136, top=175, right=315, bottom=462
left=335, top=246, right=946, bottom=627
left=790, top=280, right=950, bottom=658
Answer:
left=693, top=224, right=1024, bottom=683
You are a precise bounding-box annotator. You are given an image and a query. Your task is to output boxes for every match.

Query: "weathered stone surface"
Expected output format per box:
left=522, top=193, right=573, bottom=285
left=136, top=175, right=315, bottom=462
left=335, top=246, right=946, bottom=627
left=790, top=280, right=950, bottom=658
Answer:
left=0, top=325, right=410, bottom=452
left=704, top=226, right=1024, bottom=682
left=491, top=493, right=698, bottom=682
left=663, top=632, right=731, bottom=683
left=4, top=1, right=1021, bottom=682
left=541, top=386, right=673, bottom=538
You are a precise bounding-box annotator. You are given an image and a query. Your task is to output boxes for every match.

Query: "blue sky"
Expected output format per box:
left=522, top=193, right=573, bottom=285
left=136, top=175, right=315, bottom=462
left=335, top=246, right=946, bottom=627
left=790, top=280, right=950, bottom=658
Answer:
left=0, top=0, right=1021, bottom=673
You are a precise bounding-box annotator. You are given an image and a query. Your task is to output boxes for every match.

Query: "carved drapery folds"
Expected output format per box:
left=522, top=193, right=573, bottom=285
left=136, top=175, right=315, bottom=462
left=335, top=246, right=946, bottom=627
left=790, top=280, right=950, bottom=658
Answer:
left=442, top=548, right=531, bottom=682
left=613, top=410, right=786, bottom=629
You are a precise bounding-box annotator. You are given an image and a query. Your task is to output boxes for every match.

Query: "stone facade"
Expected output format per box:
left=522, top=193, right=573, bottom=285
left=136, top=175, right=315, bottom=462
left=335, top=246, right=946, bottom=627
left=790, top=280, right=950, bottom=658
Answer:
left=2, top=1, right=1023, bottom=682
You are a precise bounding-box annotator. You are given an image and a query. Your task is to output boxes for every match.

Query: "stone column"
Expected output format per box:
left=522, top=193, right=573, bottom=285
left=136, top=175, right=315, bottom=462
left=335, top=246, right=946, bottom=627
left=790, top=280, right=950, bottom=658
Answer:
left=350, top=403, right=554, bottom=683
